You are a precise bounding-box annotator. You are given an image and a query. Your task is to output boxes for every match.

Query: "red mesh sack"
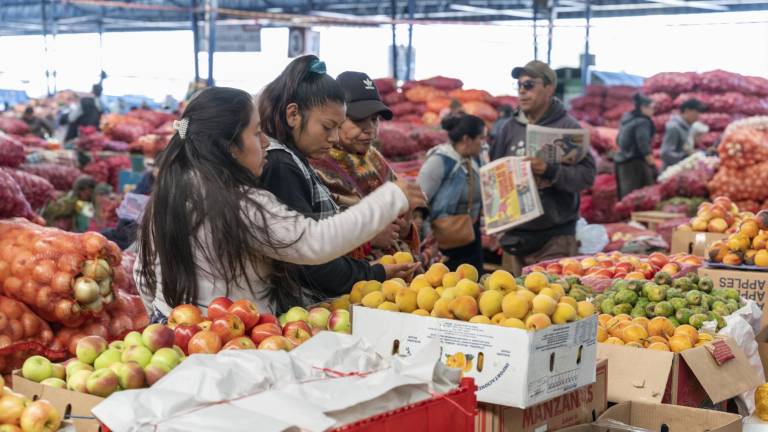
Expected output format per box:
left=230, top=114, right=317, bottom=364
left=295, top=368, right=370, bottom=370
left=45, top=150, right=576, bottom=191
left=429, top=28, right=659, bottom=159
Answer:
left=0, top=219, right=124, bottom=328
left=0, top=172, right=39, bottom=222
left=0, top=168, right=55, bottom=210
left=0, top=117, right=30, bottom=135
left=20, top=163, right=83, bottom=191
left=0, top=134, right=26, bottom=168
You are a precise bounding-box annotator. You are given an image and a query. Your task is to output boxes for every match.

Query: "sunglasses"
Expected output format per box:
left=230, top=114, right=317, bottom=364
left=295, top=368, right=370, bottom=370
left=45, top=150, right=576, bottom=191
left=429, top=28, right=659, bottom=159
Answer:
left=518, top=80, right=544, bottom=91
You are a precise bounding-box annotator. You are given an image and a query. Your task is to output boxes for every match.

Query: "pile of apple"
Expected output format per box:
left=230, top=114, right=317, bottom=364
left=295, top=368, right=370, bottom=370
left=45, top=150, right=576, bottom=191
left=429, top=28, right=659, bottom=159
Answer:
left=598, top=314, right=715, bottom=353
left=706, top=209, right=768, bottom=267
left=679, top=196, right=752, bottom=234
left=20, top=324, right=184, bottom=398
left=528, top=251, right=701, bottom=281
left=352, top=259, right=596, bottom=331
left=0, top=375, right=62, bottom=432
left=168, top=297, right=350, bottom=355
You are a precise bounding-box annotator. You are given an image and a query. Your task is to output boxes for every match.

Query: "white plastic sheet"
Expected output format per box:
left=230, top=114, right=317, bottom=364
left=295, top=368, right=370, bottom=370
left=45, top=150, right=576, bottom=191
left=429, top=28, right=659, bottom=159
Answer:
left=93, top=332, right=458, bottom=432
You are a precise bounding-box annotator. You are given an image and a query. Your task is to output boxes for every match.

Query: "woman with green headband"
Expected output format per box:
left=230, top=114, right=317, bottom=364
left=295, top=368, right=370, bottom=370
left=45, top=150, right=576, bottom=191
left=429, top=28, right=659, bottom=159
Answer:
left=259, top=55, right=421, bottom=307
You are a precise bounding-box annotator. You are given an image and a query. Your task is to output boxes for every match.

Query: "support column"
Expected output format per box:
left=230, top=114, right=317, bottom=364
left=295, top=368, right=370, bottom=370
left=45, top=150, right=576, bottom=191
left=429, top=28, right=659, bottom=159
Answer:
left=581, top=0, right=592, bottom=91
left=547, top=1, right=556, bottom=64
left=191, top=0, right=200, bottom=82
left=390, top=0, right=398, bottom=80
left=405, top=0, right=414, bottom=81
left=206, top=0, right=217, bottom=87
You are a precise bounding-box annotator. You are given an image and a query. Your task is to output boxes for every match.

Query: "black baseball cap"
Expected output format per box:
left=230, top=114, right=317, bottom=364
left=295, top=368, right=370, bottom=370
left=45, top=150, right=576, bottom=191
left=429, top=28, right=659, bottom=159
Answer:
left=336, top=71, right=393, bottom=121
left=511, top=60, right=557, bottom=87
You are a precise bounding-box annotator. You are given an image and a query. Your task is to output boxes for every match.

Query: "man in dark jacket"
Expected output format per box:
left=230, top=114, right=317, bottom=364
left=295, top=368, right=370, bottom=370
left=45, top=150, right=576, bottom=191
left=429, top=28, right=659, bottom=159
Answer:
left=661, top=98, right=705, bottom=170
left=490, top=60, right=596, bottom=275
left=614, top=94, right=656, bottom=199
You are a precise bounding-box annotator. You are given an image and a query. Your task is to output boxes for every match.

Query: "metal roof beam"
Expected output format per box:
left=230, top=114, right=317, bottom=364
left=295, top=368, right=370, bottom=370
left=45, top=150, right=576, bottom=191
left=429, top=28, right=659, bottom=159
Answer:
left=449, top=3, right=534, bottom=18
left=644, top=0, right=728, bottom=11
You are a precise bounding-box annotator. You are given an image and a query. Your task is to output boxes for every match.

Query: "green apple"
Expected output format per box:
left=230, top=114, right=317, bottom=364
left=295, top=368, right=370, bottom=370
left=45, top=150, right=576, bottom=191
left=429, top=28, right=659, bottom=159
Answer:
left=172, top=345, right=186, bottom=361
left=108, top=362, right=125, bottom=375
left=51, top=363, right=66, bottom=380
left=65, top=360, right=94, bottom=379
left=284, top=306, right=309, bottom=323
left=22, top=355, right=53, bottom=383
left=144, top=362, right=170, bottom=386
left=67, top=370, right=92, bottom=393
left=123, top=331, right=144, bottom=348
left=121, top=345, right=153, bottom=368
left=40, top=377, right=67, bottom=389
left=117, top=362, right=146, bottom=390
left=151, top=347, right=181, bottom=370
left=76, top=336, right=108, bottom=365
left=109, top=340, right=125, bottom=351
left=94, top=348, right=123, bottom=370
left=86, top=368, right=119, bottom=397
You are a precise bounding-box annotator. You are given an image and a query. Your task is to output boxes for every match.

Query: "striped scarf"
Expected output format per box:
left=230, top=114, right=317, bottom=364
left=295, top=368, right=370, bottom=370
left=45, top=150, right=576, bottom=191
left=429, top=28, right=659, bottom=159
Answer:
left=266, top=140, right=339, bottom=220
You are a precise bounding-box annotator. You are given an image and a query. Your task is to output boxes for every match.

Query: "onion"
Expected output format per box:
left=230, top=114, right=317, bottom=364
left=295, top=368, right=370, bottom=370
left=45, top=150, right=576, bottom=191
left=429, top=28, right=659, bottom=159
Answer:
left=82, top=259, right=112, bottom=281
left=51, top=272, right=73, bottom=294
left=32, top=259, right=56, bottom=284
left=86, top=297, right=104, bottom=314
left=73, top=277, right=100, bottom=304
left=98, top=277, right=112, bottom=296
left=102, top=293, right=115, bottom=305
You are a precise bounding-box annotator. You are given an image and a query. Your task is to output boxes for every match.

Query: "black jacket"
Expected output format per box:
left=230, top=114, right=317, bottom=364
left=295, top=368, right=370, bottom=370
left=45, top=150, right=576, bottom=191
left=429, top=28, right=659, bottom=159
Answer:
left=260, top=149, right=386, bottom=299
left=490, top=98, right=596, bottom=256
left=614, top=111, right=655, bottom=163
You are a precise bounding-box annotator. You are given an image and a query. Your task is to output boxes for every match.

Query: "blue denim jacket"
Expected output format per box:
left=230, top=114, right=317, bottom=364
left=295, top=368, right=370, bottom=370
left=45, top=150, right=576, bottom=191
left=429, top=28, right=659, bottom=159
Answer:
left=428, top=153, right=482, bottom=222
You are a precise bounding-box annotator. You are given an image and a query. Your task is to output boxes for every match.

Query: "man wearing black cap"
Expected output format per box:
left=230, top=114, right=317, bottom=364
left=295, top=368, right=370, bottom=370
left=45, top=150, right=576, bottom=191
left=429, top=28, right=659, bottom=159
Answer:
left=490, top=60, right=596, bottom=275
left=661, top=98, right=706, bottom=171
left=312, top=71, right=423, bottom=258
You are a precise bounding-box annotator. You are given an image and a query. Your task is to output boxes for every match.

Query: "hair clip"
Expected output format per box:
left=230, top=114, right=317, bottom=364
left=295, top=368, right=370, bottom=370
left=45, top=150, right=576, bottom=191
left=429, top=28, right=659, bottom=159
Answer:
left=309, top=59, right=327, bottom=75
left=172, top=118, right=189, bottom=139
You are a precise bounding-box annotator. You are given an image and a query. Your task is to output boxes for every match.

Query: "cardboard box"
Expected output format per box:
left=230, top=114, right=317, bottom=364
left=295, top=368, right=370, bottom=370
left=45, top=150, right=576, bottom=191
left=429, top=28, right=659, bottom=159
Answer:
left=670, top=230, right=729, bottom=256
left=699, top=267, right=768, bottom=331
left=559, top=401, right=743, bottom=432
left=597, top=337, right=761, bottom=409
left=352, top=306, right=598, bottom=408
left=475, top=359, right=608, bottom=432
left=12, top=371, right=103, bottom=432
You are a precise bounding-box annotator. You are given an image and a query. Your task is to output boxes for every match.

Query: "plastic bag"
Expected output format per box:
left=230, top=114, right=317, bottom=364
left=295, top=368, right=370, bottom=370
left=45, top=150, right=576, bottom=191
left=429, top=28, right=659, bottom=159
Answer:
left=116, top=193, right=150, bottom=222
left=0, top=218, right=123, bottom=327
left=576, top=218, right=609, bottom=254
left=717, top=303, right=765, bottom=415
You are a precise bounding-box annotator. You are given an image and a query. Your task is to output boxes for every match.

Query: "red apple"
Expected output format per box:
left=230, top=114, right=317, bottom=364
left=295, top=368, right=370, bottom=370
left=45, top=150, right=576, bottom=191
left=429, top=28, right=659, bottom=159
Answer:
left=222, top=337, right=257, bottom=350
left=207, top=297, right=233, bottom=321
left=545, top=263, right=563, bottom=275
left=211, top=313, right=245, bottom=343
left=257, top=335, right=294, bottom=351
left=174, top=324, right=201, bottom=355
left=282, top=321, right=312, bottom=346
left=250, top=323, right=282, bottom=345
left=594, top=269, right=615, bottom=279
left=258, top=314, right=280, bottom=326
left=228, top=299, right=261, bottom=331
left=167, top=304, right=204, bottom=329
left=613, top=272, right=628, bottom=279
left=615, top=262, right=634, bottom=274
left=187, top=330, right=222, bottom=354
left=598, top=259, right=614, bottom=268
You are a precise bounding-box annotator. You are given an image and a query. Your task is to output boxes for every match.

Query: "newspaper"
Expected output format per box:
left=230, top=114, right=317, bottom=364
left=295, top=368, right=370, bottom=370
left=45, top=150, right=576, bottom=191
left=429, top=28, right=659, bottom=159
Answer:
left=480, top=157, right=544, bottom=235
left=525, top=124, right=590, bottom=188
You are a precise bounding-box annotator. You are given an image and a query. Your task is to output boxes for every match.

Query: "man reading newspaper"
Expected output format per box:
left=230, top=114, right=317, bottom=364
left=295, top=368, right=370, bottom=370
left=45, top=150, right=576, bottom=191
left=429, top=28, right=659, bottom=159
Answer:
left=490, top=60, right=596, bottom=275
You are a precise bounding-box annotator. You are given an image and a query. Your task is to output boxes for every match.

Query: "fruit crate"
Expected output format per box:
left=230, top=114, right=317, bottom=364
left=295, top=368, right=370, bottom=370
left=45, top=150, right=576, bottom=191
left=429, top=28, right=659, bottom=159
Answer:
left=330, top=377, right=477, bottom=432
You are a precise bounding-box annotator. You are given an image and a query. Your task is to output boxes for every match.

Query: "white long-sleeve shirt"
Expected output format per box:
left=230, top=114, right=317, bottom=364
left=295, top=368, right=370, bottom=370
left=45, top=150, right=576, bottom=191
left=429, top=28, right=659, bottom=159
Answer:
left=136, top=182, right=407, bottom=316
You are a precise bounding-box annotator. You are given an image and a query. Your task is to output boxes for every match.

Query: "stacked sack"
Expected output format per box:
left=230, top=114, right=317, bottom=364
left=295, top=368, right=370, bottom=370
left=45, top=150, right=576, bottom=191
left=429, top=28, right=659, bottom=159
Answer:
left=643, top=70, right=768, bottom=149
left=708, top=116, right=768, bottom=210
left=570, top=85, right=638, bottom=128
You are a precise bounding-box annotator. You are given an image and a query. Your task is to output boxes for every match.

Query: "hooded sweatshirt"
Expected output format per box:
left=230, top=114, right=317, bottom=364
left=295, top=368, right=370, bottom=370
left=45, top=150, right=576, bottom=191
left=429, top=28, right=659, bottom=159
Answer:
left=661, top=115, right=691, bottom=169
left=489, top=98, right=596, bottom=254
left=614, top=111, right=656, bottom=164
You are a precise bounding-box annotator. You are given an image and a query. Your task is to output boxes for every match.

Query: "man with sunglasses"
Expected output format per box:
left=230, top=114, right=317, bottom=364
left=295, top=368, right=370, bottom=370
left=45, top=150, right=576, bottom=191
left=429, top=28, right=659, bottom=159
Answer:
left=490, top=60, right=596, bottom=275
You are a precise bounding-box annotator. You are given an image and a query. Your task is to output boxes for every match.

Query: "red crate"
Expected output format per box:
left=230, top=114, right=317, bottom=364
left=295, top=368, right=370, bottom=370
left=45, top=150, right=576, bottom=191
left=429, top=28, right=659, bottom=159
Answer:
left=330, top=378, right=477, bottom=432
